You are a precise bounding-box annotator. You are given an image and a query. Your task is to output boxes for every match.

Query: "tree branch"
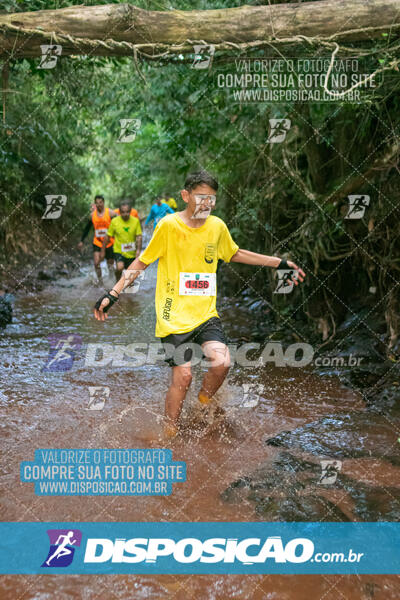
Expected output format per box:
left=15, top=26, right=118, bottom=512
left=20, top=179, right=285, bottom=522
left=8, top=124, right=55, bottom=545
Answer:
left=0, top=0, right=399, bottom=58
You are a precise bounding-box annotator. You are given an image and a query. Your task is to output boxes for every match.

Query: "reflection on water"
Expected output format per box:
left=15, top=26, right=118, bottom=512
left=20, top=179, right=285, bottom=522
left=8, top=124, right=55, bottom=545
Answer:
left=0, top=262, right=398, bottom=598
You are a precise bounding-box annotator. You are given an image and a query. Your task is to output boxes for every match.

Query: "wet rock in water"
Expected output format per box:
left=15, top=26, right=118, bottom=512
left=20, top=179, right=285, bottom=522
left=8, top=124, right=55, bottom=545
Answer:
left=363, top=365, right=400, bottom=416
left=222, top=451, right=400, bottom=521
left=348, top=482, right=400, bottom=521
left=37, top=270, right=53, bottom=281
left=265, top=412, right=400, bottom=465
left=0, top=294, right=13, bottom=328
left=311, top=304, right=400, bottom=417
left=321, top=360, right=400, bottom=416
left=254, top=494, right=348, bottom=522
left=332, top=363, right=389, bottom=390
left=221, top=451, right=349, bottom=521
left=333, top=306, right=387, bottom=360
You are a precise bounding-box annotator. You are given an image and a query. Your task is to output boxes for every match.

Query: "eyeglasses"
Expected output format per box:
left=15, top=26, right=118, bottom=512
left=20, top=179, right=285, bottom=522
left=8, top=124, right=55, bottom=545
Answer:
left=193, top=194, right=216, bottom=204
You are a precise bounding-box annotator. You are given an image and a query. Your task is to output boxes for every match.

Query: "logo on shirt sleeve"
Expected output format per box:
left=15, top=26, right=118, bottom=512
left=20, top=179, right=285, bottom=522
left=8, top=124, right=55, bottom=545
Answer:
left=204, top=243, right=217, bottom=264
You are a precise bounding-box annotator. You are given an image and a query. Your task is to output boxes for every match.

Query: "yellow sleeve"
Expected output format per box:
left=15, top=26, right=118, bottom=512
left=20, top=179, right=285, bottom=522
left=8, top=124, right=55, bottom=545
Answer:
left=218, top=222, right=239, bottom=262
left=139, top=220, right=166, bottom=264
left=136, top=218, right=142, bottom=236
left=107, top=220, right=115, bottom=237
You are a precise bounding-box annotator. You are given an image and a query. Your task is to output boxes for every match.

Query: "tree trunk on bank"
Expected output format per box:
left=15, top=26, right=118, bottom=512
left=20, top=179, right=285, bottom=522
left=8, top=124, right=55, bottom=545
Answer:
left=0, top=0, right=399, bottom=58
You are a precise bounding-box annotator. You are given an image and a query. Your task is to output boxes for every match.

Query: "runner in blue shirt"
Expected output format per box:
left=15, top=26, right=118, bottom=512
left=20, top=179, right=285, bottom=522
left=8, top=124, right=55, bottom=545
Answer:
left=145, top=196, right=174, bottom=230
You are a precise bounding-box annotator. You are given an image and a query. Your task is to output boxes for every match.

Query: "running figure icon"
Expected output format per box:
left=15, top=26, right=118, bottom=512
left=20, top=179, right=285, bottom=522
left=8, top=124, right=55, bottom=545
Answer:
left=45, top=531, right=77, bottom=566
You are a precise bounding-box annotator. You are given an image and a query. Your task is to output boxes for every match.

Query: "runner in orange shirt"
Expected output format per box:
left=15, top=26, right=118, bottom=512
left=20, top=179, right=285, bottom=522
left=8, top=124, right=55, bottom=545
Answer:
left=114, top=205, right=140, bottom=219
left=78, top=195, right=117, bottom=285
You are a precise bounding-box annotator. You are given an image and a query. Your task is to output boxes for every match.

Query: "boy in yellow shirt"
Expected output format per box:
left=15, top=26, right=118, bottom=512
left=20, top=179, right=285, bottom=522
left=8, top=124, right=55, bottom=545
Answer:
left=94, top=171, right=305, bottom=438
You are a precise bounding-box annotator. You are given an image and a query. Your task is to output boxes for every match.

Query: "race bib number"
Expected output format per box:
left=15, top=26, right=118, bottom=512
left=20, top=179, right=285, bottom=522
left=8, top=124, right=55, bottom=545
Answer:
left=179, top=272, right=216, bottom=296
left=95, top=228, right=107, bottom=238
left=121, top=242, right=136, bottom=253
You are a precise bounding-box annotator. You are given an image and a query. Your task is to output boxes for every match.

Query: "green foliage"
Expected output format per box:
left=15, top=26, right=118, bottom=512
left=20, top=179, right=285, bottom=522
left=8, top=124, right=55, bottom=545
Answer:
left=0, top=0, right=399, bottom=340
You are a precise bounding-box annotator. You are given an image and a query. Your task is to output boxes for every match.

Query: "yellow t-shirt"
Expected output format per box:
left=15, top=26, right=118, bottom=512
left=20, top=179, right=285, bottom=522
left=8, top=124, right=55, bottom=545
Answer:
left=107, top=215, right=142, bottom=258
left=162, top=197, right=177, bottom=210
left=139, top=213, right=239, bottom=337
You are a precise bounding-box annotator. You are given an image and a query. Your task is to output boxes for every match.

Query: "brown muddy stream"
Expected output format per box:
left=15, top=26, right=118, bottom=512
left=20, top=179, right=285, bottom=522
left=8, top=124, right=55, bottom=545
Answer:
left=0, top=262, right=399, bottom=598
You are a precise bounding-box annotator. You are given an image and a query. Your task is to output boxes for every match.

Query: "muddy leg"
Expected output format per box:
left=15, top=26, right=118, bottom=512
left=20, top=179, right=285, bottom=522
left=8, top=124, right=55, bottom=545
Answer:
left=164, top=362, right=192, bottom=438
left=115, top=260, right=124, bottom=283
left=93, top=251, right=103, bottom=285
left=198, top=342, right=230, bottom=405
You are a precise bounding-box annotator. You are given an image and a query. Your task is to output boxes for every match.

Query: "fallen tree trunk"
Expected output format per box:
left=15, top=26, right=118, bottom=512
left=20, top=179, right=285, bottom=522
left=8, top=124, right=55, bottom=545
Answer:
left=0, top=0, right=399, bottom=58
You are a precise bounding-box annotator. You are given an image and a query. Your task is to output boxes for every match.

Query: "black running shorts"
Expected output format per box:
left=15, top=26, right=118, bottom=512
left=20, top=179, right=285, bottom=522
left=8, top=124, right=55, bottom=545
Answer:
left=93, top=244, right=114, bottom=260
left=160, top=317, right=228, bottom=367
left=113, top=253, right=135, bottom=269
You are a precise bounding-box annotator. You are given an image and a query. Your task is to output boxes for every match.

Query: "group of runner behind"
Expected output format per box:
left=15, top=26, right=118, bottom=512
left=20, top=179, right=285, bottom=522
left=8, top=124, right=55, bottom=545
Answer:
left=78, top=193, right=177, bottom=285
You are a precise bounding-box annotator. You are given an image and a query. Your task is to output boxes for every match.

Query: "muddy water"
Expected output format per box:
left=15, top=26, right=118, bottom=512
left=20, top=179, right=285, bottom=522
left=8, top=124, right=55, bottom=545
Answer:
left=0, top=263, right=398, bottom=598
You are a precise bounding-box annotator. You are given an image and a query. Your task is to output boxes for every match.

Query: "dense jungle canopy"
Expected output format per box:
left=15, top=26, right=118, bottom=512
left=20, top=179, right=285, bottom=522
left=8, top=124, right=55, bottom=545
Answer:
left=0, top=0, right=399, bottom=352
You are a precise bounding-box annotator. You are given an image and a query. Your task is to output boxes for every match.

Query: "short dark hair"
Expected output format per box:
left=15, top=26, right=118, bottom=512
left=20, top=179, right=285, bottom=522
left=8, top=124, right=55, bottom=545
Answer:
left=119, top=200, right=131, bottom=209
left=184, top=170, right=218, bottom=192
left=94, top=194, right=104, bottom=201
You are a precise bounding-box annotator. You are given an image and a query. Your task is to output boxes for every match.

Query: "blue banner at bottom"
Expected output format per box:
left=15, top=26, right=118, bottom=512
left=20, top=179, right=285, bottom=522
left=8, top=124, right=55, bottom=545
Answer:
left=0, top=522, right=398, bottom=574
